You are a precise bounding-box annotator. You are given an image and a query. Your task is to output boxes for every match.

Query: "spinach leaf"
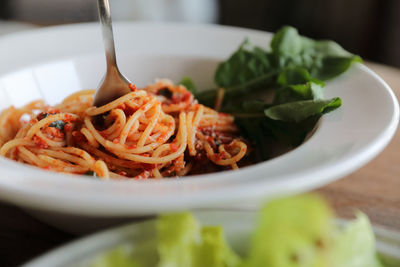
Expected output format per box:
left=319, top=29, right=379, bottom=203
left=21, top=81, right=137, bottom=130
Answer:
left=193, top=26, right=358, bottom=153
left=235, top=113, right=320, bottom=157
left=276, top=67, right=324, bottom=86
left=274, top=82, right=324, bottom=104
left=234, top=97, right=340, bottom=149
left=196, top=39, right=277, bottom=110
left=214, top=39, right=275, bottom=88
left=271, top=26, right=362, bottom=80
left=194, top=89, right=218, bottom=108
left=271, top=26, right=303, bottom=56
left=196, top=70, right=277, bottom=109
left=235, top=117, right=272, bottom=160
left=264, top=97, right=342, bottom=123
left=263, top=116, right=321, bottom=147
left=274, top=67, right=325, bottom=104
left=314, top=56, right=362, bottom=80
left=49, top=120, right=66, bottom=131
left=179, top=76, right=197, bottom=94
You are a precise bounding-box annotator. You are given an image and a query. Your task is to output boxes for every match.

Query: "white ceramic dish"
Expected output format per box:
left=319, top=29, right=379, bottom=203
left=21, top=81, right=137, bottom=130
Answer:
left=23, top=210, right=400, bottom=267
left=0, top=23, right=398, bottom=217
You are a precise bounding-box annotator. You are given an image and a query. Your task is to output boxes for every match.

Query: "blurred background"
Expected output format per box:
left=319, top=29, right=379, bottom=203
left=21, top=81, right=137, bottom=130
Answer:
left=0, top=0, right=399, bottom=67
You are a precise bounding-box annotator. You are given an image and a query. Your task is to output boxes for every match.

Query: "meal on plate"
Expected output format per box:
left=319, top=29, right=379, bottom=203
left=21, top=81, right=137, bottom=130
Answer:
left=0, top=26, right=361, bottom=179
left=0, top=80, right=248, bottom=178
left=89, top=194, right=398, bottom=267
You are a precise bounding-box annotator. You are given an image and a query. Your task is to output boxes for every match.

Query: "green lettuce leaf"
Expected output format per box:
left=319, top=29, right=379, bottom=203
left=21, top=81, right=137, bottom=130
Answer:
left=244, top=194, right=334, bottom=267
left=157, top=213, right=240, bottom=267
left=157, top=213, right=201, bottom=267
left=192, top=226, right=242, bottom=267
left=87, top=194, right=397, bottom=267
left=243, top=195, right=388, bottom=267
left=332, top=213, right=384, bottom=267
left=89, top=245, right=141, bottom=267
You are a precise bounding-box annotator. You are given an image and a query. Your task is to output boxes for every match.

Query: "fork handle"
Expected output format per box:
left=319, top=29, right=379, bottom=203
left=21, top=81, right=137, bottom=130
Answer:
left=97, top=0, right=117, bottom=68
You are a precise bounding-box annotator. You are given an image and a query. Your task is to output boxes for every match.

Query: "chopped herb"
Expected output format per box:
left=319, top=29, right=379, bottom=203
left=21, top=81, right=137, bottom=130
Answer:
left=215, top=138, right=221, bottom=148
left=84, top=171, right=98, bottom=177
left=49, top=120, right=66, bottom=131
left=157, top=88, right=173, bottom=98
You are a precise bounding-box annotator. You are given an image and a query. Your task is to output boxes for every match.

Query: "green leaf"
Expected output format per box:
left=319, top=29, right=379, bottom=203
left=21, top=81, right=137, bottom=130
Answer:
left=196, top=71, right=276, bottom=109
left=233, top=99, right=323, bottom=150
left=49, top=120, right=66, bottom=131
left=243, top=195, right=387, bottom=267
left=271, top=26, right=362, bottom=80
left=193, top=226, right=242, bottom=267
left=313, top=55, right=362, bottom=80
left=244, top=194, right=334, bottom=267
left=276, top=67, right=324, bottom=87
left=179, top=76, right=197, bottom=94
left=90, top=245, right=141, bottom=267
left=157, top=213, right=241, bottom=267
left=233, top=114, right=270, bottom=160
left=87, top=195, right=395, bottom=267
left=275, top=68, right=325, bottom=104
left=264, top=97, right=342, bottom=123
left=195, top=25, right=359, bottom=155
left=195, top=39, right=277, bottom=112
left=379, top=256, right=400, bottom=267
left=271, top=26, right=303, bottom=56
left=274, top=82, right=324, bottom=104
left=215, top=39, right=274, bottom=88
left=260, top=115, right=321, bottom=147
left=157, top=213, right=200, bottom=267
left=332, top=213, right=384, bottom=267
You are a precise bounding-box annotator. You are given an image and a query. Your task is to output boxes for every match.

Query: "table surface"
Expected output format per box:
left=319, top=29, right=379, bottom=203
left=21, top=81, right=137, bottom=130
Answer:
left=0, top=54, right=399, bottom=266
left=316, top=62, right=400, bottom=229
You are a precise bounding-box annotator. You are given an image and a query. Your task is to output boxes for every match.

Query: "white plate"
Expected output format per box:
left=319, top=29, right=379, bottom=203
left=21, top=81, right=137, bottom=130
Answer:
left=0, top=23, right=398, bottom=217
left=23, top=210, right=400, bottom=267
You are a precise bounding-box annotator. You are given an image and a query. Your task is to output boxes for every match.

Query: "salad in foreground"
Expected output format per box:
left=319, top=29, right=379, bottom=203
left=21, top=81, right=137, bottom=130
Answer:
left=90, top=194, right=397, bottom=267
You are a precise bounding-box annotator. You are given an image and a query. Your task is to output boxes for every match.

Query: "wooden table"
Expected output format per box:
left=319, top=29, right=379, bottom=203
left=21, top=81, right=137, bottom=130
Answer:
left=317, top=62, right=400, bottom=229
left=0, top=62, right=399, bottom=266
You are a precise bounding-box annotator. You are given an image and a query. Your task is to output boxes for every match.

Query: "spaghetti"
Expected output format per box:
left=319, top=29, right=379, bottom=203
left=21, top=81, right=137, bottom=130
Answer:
left=0, top=79, right=247, bottom=179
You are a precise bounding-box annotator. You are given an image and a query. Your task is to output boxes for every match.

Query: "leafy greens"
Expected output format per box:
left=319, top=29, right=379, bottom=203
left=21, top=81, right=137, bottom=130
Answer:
left=48, top=120, right=66, bottom=131
left=195, top=26, right=361, bottom=157
left=179, top=76, right=198, bottom=94
left=157, top=213, right=241, bottom=267
left=89, top=194, right=395, bottom=267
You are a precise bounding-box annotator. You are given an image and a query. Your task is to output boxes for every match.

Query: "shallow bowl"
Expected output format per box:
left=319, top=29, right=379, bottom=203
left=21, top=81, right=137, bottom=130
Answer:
left=0, top=23, right=397, bottom=221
